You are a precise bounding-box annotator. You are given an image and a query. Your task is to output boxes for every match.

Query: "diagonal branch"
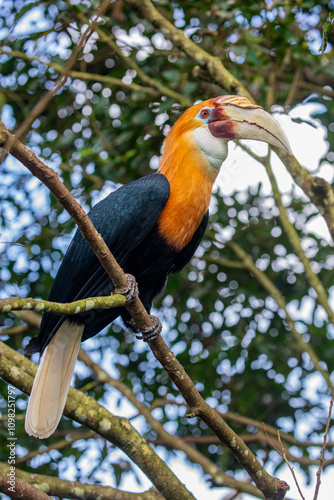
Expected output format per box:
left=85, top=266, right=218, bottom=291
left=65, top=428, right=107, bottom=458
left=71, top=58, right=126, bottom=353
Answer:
left=76, top=11, right=192, bottom=107
left=15, top=431, right=94, bottom=465
left=264, top=154, right=334, bottom=324
left=123, top=0, right=252, bottom=100
left=274, top=148, right=334, bottom=242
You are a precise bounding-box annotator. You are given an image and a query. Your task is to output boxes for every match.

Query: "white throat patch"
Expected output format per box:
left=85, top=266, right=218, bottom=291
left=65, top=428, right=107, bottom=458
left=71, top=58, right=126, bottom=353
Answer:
left=192, top=126, right=228, bottom=170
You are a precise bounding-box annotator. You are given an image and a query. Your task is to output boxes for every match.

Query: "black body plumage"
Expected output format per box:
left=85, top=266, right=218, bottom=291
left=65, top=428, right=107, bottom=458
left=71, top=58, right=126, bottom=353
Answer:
left=26, top=173, right=208, bottom=355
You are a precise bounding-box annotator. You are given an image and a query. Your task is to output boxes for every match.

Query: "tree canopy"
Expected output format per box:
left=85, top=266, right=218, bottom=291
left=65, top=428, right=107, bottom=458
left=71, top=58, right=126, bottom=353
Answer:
left=0, top=1, right=333, bottom=499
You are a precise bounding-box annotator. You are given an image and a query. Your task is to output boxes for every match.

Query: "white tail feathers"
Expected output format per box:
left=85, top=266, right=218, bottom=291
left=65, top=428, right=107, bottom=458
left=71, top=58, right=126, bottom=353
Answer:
left=25, top=320, right=84, bottom=439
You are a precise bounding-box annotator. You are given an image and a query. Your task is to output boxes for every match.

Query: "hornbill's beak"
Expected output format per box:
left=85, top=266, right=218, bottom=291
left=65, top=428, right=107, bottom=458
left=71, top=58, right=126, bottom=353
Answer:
left=208, top=96, right=292, bottom=155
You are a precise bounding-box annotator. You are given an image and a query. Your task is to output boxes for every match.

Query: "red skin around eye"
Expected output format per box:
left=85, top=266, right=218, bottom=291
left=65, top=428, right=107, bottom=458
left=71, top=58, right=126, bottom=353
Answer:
left=208, top=120, right=235, bottom=139
left=207, top=105, right=236, bottom=139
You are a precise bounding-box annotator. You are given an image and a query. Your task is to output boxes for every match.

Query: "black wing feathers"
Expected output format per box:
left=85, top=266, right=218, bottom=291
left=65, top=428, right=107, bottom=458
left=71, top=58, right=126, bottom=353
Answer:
left=48, top=174, right=170, bottom=303
left=26, top=174, right=170, bottom=354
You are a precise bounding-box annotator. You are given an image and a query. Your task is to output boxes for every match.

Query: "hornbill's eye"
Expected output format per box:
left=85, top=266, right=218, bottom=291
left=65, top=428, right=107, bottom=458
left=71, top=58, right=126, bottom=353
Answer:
left=199, top=107, right=212, bottom=120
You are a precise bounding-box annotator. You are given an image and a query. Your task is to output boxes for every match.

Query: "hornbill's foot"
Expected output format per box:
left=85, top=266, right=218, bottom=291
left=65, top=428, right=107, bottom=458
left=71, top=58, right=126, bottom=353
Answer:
left=115, top=274, right=139, bottom=304
left=136, top=315, right=162, bottom=342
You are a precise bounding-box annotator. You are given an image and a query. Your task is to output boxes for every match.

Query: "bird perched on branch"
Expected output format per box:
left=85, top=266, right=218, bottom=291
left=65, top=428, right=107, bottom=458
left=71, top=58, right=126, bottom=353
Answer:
left=25, top=95, right=291, bottom=438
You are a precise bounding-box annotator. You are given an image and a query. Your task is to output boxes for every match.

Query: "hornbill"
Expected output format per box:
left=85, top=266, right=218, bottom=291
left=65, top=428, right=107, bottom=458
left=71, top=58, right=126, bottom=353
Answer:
left=25, top=95, right=291, bottom=438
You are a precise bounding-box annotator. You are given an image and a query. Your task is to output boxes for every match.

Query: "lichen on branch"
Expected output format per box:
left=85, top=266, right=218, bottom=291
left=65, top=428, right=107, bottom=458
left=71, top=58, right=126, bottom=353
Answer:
left=0, top=462, right=164, bottom=500
left=0, top=294, right=126, bottom=315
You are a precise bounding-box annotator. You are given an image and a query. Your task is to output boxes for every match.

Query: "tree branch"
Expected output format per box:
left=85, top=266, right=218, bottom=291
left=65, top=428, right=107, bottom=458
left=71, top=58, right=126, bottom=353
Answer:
left=0, top=325, right=30, bottom=336
left=220, top=412, right=334, bottom=450
left=12, top=310, right=42, bottom=329
left=0, top=294, right=126, bottom=315
left=0, top=468, right=52, bottom=500
left=148, top=433, right=334, bottom=468
left=203, top=254, right=245, bottom=269
left=151, top=399, right=334, bottom=449
left=275, top=149, right=334, bottom=242
left=123, top=0, right=253, bottom=100
left=264, top=153, right=334, bottom=324
left=0, top=462, right=164, bottom=500
left=15, top=431, right=94, bottom=465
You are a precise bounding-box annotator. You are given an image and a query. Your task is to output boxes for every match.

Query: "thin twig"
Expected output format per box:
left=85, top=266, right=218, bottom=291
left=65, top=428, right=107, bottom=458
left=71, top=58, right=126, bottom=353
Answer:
left=284, top=66, right=301, bottom=110
left=277, top=432, right=306, bottom=500
left=263, top=424, right=305, bottom=500
left=0, top=325, right=30, bottom=336
left=313, top=390, right=334, bottom=500
left=15, top=431, right=94, bottom=465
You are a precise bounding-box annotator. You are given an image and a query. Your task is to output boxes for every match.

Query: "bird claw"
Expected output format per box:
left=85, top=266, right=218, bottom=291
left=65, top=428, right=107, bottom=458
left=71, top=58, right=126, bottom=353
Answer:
left=115, top=274, right=139, bottom=304
left=136, top=315, right=162, bottom=342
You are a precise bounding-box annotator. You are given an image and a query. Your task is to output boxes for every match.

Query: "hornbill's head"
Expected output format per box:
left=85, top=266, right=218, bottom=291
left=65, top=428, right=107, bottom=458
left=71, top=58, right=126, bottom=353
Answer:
left=162, top=95, right=292, bottom=173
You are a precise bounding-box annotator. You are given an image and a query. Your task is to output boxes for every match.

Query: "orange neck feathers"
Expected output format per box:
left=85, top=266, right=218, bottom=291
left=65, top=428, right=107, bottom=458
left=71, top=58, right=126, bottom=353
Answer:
left=157, top=106, right=220, bottom=251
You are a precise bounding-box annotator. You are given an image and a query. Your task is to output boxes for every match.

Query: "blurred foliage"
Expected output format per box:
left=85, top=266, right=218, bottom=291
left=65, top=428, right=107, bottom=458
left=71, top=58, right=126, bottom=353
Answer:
left=0, top=0, right=333, bottom=497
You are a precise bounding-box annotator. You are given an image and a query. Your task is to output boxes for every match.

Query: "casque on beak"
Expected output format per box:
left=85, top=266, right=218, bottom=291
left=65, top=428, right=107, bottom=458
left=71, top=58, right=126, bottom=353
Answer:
left=208, top=96, right=292, bottom=155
